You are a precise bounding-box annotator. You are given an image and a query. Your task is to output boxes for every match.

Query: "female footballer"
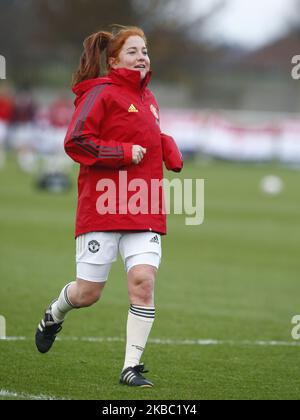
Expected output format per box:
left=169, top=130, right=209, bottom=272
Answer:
left=35, top=26, right=183, bottom=388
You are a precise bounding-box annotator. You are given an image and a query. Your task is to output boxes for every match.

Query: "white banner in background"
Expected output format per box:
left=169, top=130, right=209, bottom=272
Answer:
left=204, top=117, right=277, bottom=161
left=160, top=110, right=207, bottom=152
left=277, top=120, right=300, bottom=163
left=160, top=110, right=300, bottom=163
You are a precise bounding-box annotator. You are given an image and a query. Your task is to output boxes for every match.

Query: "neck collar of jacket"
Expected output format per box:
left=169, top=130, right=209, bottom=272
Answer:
left=108, top=68, right=152, bottom=92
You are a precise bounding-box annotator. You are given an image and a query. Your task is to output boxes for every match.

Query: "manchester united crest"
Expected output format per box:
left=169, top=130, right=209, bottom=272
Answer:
left=88, top=240, right=100, bottom=253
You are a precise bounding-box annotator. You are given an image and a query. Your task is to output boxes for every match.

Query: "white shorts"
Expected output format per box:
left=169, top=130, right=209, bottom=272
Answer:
left=76, top=231, right=162, bottom=282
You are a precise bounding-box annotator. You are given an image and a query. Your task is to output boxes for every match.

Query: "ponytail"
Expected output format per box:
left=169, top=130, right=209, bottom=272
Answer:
left=72, top=31, right=112, bottom=87
left=72, top=26, right=147, bottom=87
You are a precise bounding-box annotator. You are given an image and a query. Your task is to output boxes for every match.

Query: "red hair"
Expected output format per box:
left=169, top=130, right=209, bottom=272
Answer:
left=72, top=26, right=147, bottom=87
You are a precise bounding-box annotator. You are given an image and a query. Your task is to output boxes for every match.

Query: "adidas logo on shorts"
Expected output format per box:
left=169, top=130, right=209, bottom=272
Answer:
left=150, top=235, right=159, bottom=244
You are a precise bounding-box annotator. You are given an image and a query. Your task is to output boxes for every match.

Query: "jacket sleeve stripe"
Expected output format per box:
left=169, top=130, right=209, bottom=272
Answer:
left=73, top=137, right=124, bottom=159
left=74, top=141, right=98, bottom=158
left=67, top=83, right=131, bottom=162
left=71, top=84, right=109, bottom=138
left=75, top=136, right=123, bottom=154
left=73, top=85, right=104, bottom=136
left=72, top=120, right=85, bottom=138
left=98, top=156, right=124, bottom=159
left=72, top=139, right=101, bottom=157
left=78, top=85, right=102, bottom=122
left=74, top=137, right=123, bottom=152
left=71, top=88, right=98, bottom=138
left=72, top=137, right=101, bottom=157
left=75, top=141, right=124, bottom=159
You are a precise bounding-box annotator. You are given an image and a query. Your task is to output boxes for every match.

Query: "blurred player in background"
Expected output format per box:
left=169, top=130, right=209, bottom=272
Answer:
left=11, top=88, right=37, bottom=172
left=34, top=94, right=73, bottom=192
left=0, top=87, right=14, bottom=168
left=35, top=25, right=183, bottom=387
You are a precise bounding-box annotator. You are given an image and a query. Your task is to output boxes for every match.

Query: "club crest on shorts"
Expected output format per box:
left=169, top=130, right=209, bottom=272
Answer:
left=88, top=240, right=100, bottom=253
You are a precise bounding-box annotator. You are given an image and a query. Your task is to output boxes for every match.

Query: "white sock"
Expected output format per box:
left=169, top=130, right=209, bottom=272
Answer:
left=51, top=282, right=76, bottom=323
left=123, top=304, right=155, bottom=371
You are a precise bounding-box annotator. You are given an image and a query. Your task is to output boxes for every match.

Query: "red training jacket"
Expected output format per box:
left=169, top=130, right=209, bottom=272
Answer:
left=64, top=68, right=183, bottom=237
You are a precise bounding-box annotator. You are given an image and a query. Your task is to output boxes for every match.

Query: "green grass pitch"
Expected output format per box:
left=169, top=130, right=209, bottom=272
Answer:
left=0, top=155, right=300, bottom=400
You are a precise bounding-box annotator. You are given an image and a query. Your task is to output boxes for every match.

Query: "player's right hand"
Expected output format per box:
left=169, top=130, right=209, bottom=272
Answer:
left=132, top=145, right=147, bottom=164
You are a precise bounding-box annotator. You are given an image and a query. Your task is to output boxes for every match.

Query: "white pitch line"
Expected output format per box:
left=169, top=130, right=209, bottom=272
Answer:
left=1, top=336, right=26, bottom=341
left=0, top=389, right=64, bottom=400
left=1, top=336, right=300, bottom=347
